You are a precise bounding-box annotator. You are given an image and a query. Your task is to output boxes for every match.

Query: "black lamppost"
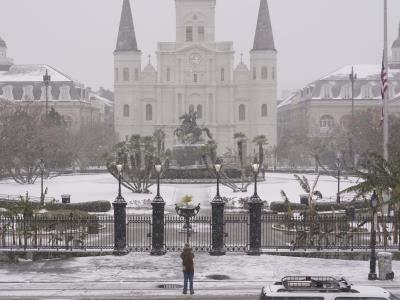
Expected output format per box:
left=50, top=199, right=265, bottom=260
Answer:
left=248, top=157, right=263, bottom=256
left=151, top=158, right=166, bottom=255
left=252, top=157, right=260, bottom=198
left=368, top=190, right=378, bottom=280
left=210, top=158, right=225, bottom=256
left=116, top=164, right=124, bottom=202
left=349, top=67, right=357, bottom=165
left=43, top=69, right=51, bottom=116
left=215, top=158, right=222, bottom=199
left=39, top=160, right=45, bottom=205
left=336, top=152, right=342, bottom=204
left=113, top=163, right=127, bottom=255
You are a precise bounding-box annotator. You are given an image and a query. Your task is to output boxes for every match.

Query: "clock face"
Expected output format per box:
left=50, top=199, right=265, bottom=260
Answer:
left=189, top=53, right=202, bottom=65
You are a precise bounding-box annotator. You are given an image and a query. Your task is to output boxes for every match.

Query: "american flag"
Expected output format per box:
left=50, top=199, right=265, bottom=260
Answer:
left=380, top=53, right=388, bottom=126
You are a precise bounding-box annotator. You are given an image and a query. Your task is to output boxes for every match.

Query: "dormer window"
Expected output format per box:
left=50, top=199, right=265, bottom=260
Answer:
left=186, top=26, right=193, bottom=42
left=361, top=84, right=373, bottom=99
left=60, top=85, right=71, bottom=100
left=321, top=84, right=332, bottom=98
left=3, top=86, right=13, bottom=100
left=22, top=85, right=34, bottom=101
left=341, top=84, right=352, bottom=99
left=41, top=85, right=52, bottom=100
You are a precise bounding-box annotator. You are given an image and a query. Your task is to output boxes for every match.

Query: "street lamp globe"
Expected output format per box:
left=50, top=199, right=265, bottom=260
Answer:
left=370, top=190, right=378, bottom=209
left=155, top=158, right=162, bottom=174
left=214, top=158, right=222, bottom=173
left=116, top=164, right=123, bottom=173
left=252, top=157, right=260, bottom=174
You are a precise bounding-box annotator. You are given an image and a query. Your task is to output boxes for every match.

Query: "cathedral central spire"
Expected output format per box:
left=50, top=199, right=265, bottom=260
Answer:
left=252, top=0, right=275, bottom=51
left=115, top=0, right=139, bottom=52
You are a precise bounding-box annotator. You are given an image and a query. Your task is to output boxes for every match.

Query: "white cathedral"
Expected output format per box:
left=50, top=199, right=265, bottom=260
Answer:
left=114, top=0, right=277, bottom=154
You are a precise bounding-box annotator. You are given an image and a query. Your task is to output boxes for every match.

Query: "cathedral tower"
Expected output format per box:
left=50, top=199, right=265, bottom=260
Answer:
left=249, top=0, right=277, bottom=146
left=114, top=0, right=142, bottom=140
left=175, top=0, right=216, bottom=43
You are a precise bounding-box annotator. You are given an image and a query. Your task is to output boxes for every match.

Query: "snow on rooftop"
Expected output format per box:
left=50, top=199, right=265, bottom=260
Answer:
left=320, top=64, right=400, bottom=81
left=0, top=64, right=79, bottom=83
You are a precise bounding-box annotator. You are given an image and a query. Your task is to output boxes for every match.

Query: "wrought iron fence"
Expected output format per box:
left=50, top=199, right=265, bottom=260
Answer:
left=0, top=215, right=114, bottom=251
left=261, top=214, right=399, bottom=250
left=0, top=213, right=398, bottom=252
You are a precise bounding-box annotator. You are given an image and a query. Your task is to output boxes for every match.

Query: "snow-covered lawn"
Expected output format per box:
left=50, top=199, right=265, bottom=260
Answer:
left=0, top=172, right=358, bottom=212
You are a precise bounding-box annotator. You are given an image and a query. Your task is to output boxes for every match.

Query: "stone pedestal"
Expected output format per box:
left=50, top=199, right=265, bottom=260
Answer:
left=113, top=197, right=128, bottom=255
left=210, top=196, right=226, bottom=256
left=151, top=196, right=166, bottom=256
left=248, top=195, right=263, bottom=256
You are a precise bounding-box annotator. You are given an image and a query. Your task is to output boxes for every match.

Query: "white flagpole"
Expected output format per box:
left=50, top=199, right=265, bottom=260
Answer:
left=383, top=0, right=389, bottom=161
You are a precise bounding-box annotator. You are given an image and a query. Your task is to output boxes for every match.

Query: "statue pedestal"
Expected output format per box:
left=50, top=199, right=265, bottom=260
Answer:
left=173, top=144, right=204, bottom=166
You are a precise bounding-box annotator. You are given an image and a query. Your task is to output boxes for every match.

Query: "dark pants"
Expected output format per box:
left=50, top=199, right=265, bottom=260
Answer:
left=183, top=272, right=194, bottom=293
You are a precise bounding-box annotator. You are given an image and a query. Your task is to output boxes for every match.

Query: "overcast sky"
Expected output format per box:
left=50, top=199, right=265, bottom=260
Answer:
left=1, top=0, right=400, bottom=98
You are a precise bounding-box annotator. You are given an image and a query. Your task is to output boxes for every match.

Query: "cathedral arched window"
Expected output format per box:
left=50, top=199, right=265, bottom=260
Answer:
left=123, top=68, right=130, bottom=81
left=253, top=67, right=257, bottom=80
left=134, top=68, right=139, bottom=81
left=166, top=67, right=171, bottom=82
left=272, top=67, right=276, bottom=80
left=261, top=104, right=268, bottom=117
left=123, top=104, right=130, bottom=117
left=198, top=26, right=205, bottom=42
left=197, top=104, right=203, bottom=119
left=261, top=66, right=268, bottom=80
left=189, top=104, right=195, bottom=113
left=115, top=68, right=119, bottom=81
left=194, top=73, right=198, bottom=83
left=146, top=104, right=153, bottom=121
left=239, top=104, right=246, bottom=121
left=186, top=26, right=193, bottom=42
left=221, top=68, right=225, bottom=81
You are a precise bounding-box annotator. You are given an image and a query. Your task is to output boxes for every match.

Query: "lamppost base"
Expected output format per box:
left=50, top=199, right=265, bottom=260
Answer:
left=113, top=248, right=129, bottom=256
left=247, top=249, right=261, bottom=256
left=368, top=272, right=377, bottom=280
left=209, top=248, right=226, bottom=256
left=150, top=249, right=166, bottom=256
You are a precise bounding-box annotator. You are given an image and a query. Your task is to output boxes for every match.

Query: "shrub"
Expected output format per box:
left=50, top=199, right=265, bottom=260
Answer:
left=45, top=200, right=111, bottom=212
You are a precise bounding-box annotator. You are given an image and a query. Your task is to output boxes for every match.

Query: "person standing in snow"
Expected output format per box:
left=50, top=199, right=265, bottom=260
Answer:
left=180, top=243, right=195, bottom=295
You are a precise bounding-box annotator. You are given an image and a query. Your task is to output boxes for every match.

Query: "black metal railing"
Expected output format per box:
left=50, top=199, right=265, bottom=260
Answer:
left=0, top=213, right=398, bottom=252
left=0, top=215, right=114, bottom=251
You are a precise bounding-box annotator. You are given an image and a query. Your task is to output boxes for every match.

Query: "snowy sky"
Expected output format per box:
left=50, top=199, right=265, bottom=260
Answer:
left=1, top=0, right=400, bottom=97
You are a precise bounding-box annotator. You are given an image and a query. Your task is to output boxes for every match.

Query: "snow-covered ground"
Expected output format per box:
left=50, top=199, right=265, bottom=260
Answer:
left=0, top=252, right=398, bottom=284
left=0, top=173, right=358, bottom=212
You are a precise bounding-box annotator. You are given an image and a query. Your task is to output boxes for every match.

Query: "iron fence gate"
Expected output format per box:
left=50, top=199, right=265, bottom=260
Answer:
left=126, top=215, right=152, bottom=251
left=164, top=215, right=211, bottom=252
left=224, top=214, right=249, bottom=252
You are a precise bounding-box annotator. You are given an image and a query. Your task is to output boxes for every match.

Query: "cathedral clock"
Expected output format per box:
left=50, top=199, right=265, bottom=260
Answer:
left=189, top=53, right=202, bottom=66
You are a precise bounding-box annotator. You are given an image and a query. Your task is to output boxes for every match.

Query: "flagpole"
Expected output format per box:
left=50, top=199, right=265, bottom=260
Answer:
left=383, top=0, right=389, bottom=161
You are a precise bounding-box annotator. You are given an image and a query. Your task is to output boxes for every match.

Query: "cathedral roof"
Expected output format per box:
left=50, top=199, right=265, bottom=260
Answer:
left=252, top=0, right=275, bottom=51
left=392, top=22, right=400, bottom=48
left=143, top=63, right=156, bottom=73
left=0, top=36, right=6, bottom=48
left=234, top=62, right=249, bottom=72
left=115, top=0, right=139, bottom=52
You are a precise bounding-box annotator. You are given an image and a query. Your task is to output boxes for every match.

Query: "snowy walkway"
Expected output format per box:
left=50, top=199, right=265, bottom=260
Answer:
left=0, top=252, right=399, bottom=299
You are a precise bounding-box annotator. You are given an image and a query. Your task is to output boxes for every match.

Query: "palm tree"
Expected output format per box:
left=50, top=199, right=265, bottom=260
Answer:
left=252, top=135, right=268, bottom=167
left=341, top=152, right=400, bottom=246
left=233, top=132, right=248, bottom=191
